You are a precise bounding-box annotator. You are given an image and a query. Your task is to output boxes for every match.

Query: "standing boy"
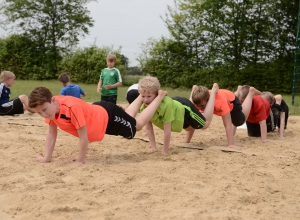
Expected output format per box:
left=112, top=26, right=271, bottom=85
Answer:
left=0, top=70, right=32, bottom=115
left=138, top=76, right=219, bottom=155
left=58, top=73, right=86, bottom=99
left=97, top=54, right=122, bottom=104
left=28, top=86, right=167, bottom=164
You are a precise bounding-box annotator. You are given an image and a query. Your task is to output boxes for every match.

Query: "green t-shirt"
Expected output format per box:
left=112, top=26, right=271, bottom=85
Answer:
left=99, top=67, right=122, bottom=96
left=140, top=96, right=185, bottom=132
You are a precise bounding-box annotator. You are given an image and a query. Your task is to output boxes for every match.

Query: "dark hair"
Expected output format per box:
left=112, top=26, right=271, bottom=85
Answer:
left=58, top=73, right=70, bottom=84
left=28, top=87, right=53, bottom=108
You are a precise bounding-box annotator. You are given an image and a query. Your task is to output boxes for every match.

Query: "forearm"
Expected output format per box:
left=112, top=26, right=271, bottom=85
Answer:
left=163, top=125, right=171, bottom=153
left=97, top=81, right=102, bottom=90
left=43, top=127, right=57, bottom=162
left=184, top=127, right=195, bottom=143
left=77, top=138, right=89, bottom=163
left=225, top=126, right=234, bottom=146
left=259, top=120, right=268, bottom=141
left=279, top=112, right=285, bottom=137
left=146, top=123, right=157, bottom=150
left=77, top=126, right=89, bottom=163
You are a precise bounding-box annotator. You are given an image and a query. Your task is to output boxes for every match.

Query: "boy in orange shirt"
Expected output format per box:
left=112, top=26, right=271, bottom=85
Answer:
left=28, top=86, right=167, bottom=164
left=190, top=85, right=260, bottom=148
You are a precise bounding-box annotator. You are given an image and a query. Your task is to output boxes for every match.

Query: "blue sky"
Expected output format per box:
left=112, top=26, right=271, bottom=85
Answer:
left=0, top=0, right=175, bottom=66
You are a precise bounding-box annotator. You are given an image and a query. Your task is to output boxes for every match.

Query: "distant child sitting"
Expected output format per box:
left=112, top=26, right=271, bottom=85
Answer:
left=272, top=94, right=289, bottom=138
left=58, top=73, right=86, bottom=98
left=28, top=86, right=167, bottom=164
left=97, top=54, right=122, bottom=104
left=190, top=85, right=260, bottom=148
left=0, top=71, right=32, bottom=115
left=138, top=76, right=218, bottom=155
left=237, top=86, right=274, bottom=142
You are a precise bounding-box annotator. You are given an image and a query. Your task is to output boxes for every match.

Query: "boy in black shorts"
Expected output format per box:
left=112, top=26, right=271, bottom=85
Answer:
left=0, top=71, right=33, bottom=115
left=28, top=86, right=167, bottom=164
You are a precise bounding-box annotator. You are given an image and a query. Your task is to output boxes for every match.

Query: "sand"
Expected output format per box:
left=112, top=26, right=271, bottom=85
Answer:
left=1, top=111, right=300, bottom=220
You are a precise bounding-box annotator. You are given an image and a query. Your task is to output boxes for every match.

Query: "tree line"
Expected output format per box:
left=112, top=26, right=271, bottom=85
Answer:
left=0, top=0, right=298, bottom=94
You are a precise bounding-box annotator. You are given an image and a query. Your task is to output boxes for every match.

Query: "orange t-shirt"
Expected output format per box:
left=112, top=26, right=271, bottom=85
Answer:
left=247, top=96, right=270, bottom=124
left=196, top=89, right=235, bottom=116
left=45, top=96, right=108, bottom=142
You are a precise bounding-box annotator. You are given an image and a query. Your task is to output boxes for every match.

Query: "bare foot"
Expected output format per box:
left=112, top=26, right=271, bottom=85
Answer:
left=192, top=85, right=198, bottom=91
left=234, top=85, right=242, bottom=97
left=158, top=90, right=168, bottom=97
left=211, top=83, right=219, bottom=93
left=249, top=87, right=261, bottom=96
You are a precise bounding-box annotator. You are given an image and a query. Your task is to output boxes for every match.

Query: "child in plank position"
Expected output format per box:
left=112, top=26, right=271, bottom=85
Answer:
left=0, top=70, right=33, bottom=115
left=28, top=86, right=167, bottom=164
left=272, top=94, right=289, bottom=138
left=138, top=76, right=219, bottom=155
left=236, top=86, right=274, bottom=142
left=190, top=85, right=260, bottom=148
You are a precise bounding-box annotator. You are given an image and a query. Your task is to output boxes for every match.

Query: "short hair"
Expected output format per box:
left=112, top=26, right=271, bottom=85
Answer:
left=239, top=85, right=251, bottom=101
left=28, top=87, right=53, bottom=108
left=106, top=54, right=116, bottom=62
left=261, top=91, right=274, bottom=105
left=58, top=73, right=70, bottom=84
left=191, top=86, right=210, bottom=105
left=0, top=71, right=15, bottom=82
left=138, top=76, right=160, bottom=94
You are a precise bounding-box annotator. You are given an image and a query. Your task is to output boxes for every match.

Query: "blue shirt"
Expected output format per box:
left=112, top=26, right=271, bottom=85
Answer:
left=0, top=83, right=10, bottom=105
left=60, top=84, right=85, bottom=99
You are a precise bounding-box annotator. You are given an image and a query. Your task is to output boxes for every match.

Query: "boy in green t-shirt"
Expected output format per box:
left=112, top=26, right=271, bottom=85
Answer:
left=97, top=54, right=122, bottom=104
left=139, top=76, right=219, bottom=155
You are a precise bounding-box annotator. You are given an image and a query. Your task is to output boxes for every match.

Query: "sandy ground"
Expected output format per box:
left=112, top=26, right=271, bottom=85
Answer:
left=1, top=111, right=300, bottom=220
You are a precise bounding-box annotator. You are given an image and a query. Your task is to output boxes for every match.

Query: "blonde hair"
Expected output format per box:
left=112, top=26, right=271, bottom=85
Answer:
left=106, top=54, right=116, bottom=62
left=138, top=76, right=160, bottom=94
left=191, top=86, right=210, bottom=105
left=261, top=91, right=275, bottom=105
left=0, top=71, right=15, bottom=82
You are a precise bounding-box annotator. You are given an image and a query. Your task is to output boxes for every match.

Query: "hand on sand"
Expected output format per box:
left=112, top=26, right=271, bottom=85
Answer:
left=162, top=149, right=168, bottom=155
left=228, top=145, right=242, bottom=150
left=36, top=155, right=50, bottom=163
left=262, top=139, right=272, bottom=143
left=148, top=148, right=158, bottom=153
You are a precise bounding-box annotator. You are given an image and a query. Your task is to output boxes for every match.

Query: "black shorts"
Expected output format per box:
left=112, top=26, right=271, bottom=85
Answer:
left=101, top=95, right=117, bottom=104
left=230, top=96, right=245, bottom=127
left=246, top=115, right=274, bottom=137
left=92, top=101, right=137, bottom=139
left=0, top=97, right=24, bottom=116
left=272, top=102, right=289, bottom=129
left=126, top=89, right=139, bottom=104
left=172, top=97, right=206, bottom=129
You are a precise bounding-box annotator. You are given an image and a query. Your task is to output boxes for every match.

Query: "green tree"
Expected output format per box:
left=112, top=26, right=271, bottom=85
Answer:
left=140, top=0, right=297, bottom=92
left=60, top=45, right=124, bottom=84
left=0, top=34, right=46, bottom=79
left=1, top=0, right=95, bottom=78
